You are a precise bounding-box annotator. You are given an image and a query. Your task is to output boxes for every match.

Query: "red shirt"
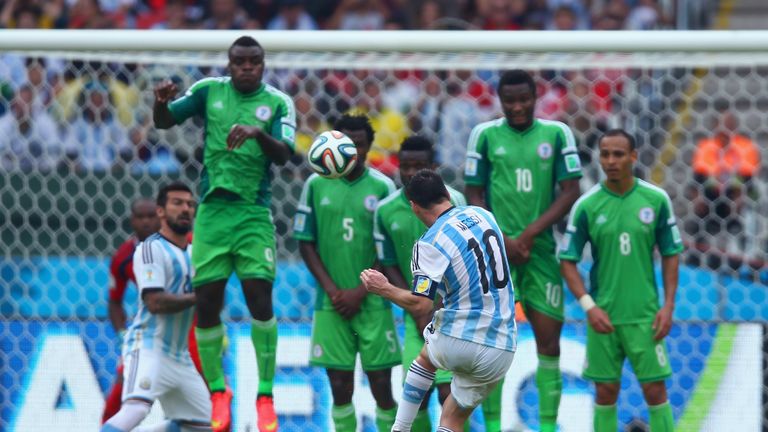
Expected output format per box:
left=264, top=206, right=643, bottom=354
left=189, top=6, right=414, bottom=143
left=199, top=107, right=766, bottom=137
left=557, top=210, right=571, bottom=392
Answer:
left=108, top=237, right=138, bottom=303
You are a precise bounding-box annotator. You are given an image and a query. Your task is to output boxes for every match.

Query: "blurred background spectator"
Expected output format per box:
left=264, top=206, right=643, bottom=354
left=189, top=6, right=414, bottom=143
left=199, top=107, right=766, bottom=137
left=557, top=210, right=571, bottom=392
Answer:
left=0, top=84, right=61, bottom=172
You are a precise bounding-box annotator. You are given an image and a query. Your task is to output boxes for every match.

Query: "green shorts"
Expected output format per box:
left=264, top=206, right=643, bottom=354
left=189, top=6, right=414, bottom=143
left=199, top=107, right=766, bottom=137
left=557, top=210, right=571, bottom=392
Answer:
left=191, top=197, right=276, bottom=287
left=583, top=322, right=672, bottom=383
left=403, top=314, right=452, bottom=385
left=310, top=308, right=402, bottom=371
left=511, top=247, right=563, bottom=321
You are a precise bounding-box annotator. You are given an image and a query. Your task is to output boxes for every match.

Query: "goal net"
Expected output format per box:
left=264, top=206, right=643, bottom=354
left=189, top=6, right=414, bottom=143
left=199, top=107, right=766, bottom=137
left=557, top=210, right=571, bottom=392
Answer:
left=0, top=30, right=765, bottom=431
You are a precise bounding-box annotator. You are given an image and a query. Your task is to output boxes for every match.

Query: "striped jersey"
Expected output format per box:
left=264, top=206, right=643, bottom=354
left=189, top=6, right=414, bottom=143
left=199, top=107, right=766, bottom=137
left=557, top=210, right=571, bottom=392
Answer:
left=125, top=233, right=195, bottom=364
left=411, top=205, right=516, bottom=352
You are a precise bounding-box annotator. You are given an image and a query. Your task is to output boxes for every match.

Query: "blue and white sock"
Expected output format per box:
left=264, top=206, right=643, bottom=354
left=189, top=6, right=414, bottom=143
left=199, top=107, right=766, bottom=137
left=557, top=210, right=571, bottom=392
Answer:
left=392, top=361, right=435, bottom=432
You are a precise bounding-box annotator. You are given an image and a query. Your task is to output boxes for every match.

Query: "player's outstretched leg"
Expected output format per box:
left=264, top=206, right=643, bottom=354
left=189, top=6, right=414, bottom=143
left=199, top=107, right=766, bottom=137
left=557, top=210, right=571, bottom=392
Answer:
left=393, top=357, right=437, bottom=431
left=481, top=378, right=503, bottom=432
left=243, top=279, right=279, bottom=432
left=528, top=308, right=563, bottom=432
left=194, top=280, right=230, bottom=432
left=100, top=400, right=152, bottom=432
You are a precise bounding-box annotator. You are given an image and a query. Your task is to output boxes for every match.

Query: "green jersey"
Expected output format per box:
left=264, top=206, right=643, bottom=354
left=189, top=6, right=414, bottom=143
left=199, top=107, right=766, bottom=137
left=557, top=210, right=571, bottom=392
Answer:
left=169, top=77, right=296, bottom=206
left=374, top=186, right=466, bottom=284
left=464, top=118, right=582, bottom=252
left=558, top=179, right=684, bottom=324
left=293, top=168, right=396, bottom=311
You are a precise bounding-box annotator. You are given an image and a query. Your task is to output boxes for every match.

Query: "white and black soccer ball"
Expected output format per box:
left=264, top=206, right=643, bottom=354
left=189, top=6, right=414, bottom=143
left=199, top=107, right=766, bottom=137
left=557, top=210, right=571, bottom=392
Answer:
left=307, top=130, right=358, bottom=179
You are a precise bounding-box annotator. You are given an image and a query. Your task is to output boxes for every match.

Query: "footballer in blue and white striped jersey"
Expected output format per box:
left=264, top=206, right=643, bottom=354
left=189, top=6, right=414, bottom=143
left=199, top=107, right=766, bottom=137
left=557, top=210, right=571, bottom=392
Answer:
left=125, top=232, right=195, bottom=364
left=411, top=205, right=517, bottom=352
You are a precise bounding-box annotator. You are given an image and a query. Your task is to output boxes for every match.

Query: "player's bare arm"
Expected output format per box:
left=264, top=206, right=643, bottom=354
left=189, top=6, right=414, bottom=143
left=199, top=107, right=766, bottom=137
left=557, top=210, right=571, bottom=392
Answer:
left=654, top=254, right=679, bottom=340
left=226, top=124, right=292, bottom=165
left=107, top=299, right=127, bottom=331
left=382, top=264, right=432, bottom=331
left=560, top=260, right=614, bottom=334
left=360, top=269, right=433, bottom=317
left=298, top=240, right=357, bottom=318
left=142, top=289, right=196, bottom=314
left=465, top=184, right=487, bottom=210
left=152, top=80, right=179, bottom=129
left=515, top=178, right=580, bottom=258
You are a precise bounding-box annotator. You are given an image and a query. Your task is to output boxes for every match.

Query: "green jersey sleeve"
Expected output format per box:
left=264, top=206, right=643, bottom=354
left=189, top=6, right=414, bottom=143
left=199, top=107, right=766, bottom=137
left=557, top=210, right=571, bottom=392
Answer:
left=558, top=200, right=589, bottom=261
left=656, top=195, right=684, bottom=256
left=551, top=121, right=583, bottom=182
left=374, top=205, right=397, bottom=266
left=267, top=89, right=297, bottom=151
left=168, top=78, right=214, bottom=124
left=292, top=175, right=318, bottom=242
left=464, top=123, right=490, bottom=186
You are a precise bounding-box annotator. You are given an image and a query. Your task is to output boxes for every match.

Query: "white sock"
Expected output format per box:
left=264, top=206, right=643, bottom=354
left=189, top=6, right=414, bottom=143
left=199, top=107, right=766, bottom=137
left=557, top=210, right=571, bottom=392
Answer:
left=392, top=362, right=435, bottom=432
left=101, top=400, right=151, bottom=431
left=436, top=427, right=455, bottom=432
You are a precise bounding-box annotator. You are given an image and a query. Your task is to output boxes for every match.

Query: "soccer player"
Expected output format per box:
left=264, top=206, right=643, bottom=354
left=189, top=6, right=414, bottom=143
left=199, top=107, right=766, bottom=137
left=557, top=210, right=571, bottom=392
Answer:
left=361, top=169, right=517, bottom=432
left=102, top=198, right=159, bottom=423
left=101, top=182, right=211, bottom=432
left=374, top=135, right=466, bottom=431
left=153, top=35, right=296, bottom=432
left=464, top=69, right=582, bottom=432
left=559, top=129, right=682, bottom=432
left=293, top=113, right=401, bottom=432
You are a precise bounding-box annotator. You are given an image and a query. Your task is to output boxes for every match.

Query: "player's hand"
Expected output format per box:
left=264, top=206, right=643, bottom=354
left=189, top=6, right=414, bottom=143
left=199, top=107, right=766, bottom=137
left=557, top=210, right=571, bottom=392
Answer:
left=227, top=124, right=262, bottom=151
left=360, top=269, right=389, bottom=296
left=587, top=307, right=614, bottom=334
left=504, top=236, right=531, bottom=265
left=332, top=290, right=362, bottom=319
left=652, top=304, right=673, bottom=340
left=154, top=80, right=179, bottom=104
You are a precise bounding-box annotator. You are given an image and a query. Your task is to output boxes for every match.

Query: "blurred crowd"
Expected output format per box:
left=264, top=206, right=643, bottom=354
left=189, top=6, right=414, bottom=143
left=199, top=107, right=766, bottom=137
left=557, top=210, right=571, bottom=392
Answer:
left=0, top=0, right=673, bottom=31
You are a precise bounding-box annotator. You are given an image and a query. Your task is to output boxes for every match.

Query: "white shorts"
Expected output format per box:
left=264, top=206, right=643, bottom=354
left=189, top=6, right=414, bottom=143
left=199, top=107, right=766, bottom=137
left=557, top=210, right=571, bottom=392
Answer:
left=423, top=327, right=515, bottom=409
left=122, top=348, right=211, bottom=424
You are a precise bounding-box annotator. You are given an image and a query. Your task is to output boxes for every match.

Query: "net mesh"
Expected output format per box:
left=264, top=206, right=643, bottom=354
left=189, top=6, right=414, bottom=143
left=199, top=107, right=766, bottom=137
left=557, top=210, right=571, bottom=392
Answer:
left=0, top=48, right=765, bottom=431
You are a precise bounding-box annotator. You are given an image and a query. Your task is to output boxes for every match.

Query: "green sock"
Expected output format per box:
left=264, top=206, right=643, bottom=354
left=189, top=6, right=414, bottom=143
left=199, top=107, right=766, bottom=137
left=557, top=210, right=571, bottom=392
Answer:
left=482, top=378, right=503, bottom=432
left=536, top=354, right=562, bottom=431
left=412, top=409, right=432, bottom=432
left=195, top=324, right=226, bottom=392
left=251, top=317, right=278, bottom=395
left=375, top=405, right=397, bottom=432
left=649, top=401, right=674, bottom=432
left=594, top=404, right=617, bottom=432
left=331, top=403, right=357, bottom=432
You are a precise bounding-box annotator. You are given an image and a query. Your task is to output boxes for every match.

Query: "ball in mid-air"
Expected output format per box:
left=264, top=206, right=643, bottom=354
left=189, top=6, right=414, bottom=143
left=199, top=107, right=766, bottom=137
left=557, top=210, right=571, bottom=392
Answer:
left=307, top=130, right=358, bottom=179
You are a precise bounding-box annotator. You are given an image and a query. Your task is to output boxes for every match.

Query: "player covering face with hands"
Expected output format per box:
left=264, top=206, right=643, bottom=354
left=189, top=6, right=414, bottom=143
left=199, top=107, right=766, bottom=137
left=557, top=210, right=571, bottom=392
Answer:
left=362, top=169, right=517, bottom=432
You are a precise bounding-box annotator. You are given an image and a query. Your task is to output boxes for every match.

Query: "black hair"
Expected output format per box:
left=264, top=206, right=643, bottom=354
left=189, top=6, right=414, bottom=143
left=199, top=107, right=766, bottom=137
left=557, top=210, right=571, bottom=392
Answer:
left=334, top=113, right=375, bottom=144
left=599, top=128, right=636, bottom=151
left=156, top=182, right=193, bottom=207
left=399, top=135, right=434, bottom=161
left=229, top=36, right=263, bottom=57
left=130, top=197, right=155, bottom=214
left=405, top=169, right=450, bottom=209
left=497, top=69, right=536, bottom=97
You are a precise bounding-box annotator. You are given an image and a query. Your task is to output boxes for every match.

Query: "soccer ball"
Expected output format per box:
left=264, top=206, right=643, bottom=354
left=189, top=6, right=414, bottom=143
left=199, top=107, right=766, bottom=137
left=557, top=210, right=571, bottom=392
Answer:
left=307, top=130, right=358, bottom=179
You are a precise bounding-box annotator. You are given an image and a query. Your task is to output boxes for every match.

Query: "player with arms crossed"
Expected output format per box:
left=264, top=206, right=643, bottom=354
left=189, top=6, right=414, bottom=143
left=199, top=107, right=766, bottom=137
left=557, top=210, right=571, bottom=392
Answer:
left=362, top=169, right=516, bottom=432
left=464, top=69, right=581, bottom=432
left=374, top=136, right=470, bottom=431
left=559, top=130, right=682, bottom=432
left=154, top=36, right=296, bottom=432
left=102, top=198, right=159, bottom=423
left=101, top=182, right=211, bottom=432
left=294, top=114, right=400, bottom=432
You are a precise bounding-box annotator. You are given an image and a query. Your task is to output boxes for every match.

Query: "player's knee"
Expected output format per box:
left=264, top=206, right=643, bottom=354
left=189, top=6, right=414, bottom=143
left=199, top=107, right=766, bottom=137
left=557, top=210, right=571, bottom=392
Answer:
left=328, top=376, right=354, bottom=404
left=641, top=381, right=668, bottom=406
left=104, top=399, right=151, bottom=430
left=595, top=383, right=620, bottom=405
